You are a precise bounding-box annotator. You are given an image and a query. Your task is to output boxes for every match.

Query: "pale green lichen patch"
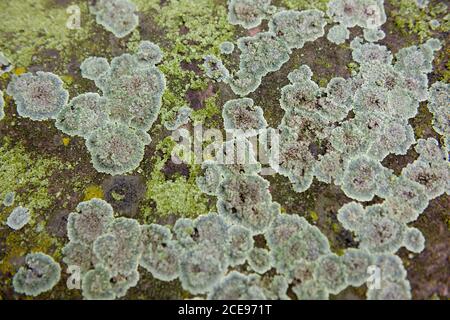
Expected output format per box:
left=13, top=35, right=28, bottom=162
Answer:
left=0, top=225, right=62, bottom=276
left=279, top=0, right=330, bottom=11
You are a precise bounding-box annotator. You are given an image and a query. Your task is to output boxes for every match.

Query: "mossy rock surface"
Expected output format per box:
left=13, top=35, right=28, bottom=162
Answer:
left=0, top=0, right=449, bottom=300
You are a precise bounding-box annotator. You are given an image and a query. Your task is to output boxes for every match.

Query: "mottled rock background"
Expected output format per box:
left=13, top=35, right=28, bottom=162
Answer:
left=0, top=0, right=448, bottom=299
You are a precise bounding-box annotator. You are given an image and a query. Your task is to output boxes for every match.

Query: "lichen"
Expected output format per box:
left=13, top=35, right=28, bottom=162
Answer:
left=7, top=71, right=69, bottom=121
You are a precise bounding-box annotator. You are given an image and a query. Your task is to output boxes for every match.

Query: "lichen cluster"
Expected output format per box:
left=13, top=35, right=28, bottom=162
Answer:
left=12, top=252, right=61, bottom=297
left=0, top=89, right=5, bottom=121
left=7, top=71, right=69, bottom=121
left=269, top=37, right=447, bottom=200
left=6, top=206, right=31, bottom=231
left=1, top=0, right=449, bottom=301
left=228, top=0, right=276, bottom=29
left=427, top=82, right=450, bottom=151
left=6, top=41, right=166, bottom=176
left=207, top=7, right=328, bottom=96
left=90, top=0, right=139, bottom=38
left=63, top=199, right=141, bottom=299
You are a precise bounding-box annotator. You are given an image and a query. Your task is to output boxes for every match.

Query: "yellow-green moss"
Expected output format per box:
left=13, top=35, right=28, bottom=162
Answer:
left=332, top=222, right=341, bottom=233
left=141, top=0, right=235, bottom=125
left=0, top=138, right=67, bottom=218
left=0, top=0, right=94, bottom=68
left=144, top=137, right=209, bottom=221
left=391, top=0, right=449, bottom=41
left=279, top=0, right=329, bottom=11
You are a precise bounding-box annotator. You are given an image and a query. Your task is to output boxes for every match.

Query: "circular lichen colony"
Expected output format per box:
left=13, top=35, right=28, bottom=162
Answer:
left=327, top=24, right=350, bottom=44
left=80, top=57, right=110, bottom=81
left=86, top=122, right=151, bottom=175
left=55, top=93, right=110, bottom=138
left=136, top=40, right=164, bottom=66
left=1, top=0, right=449, bottom=302
left=102, top=55, right=166, bottom=131
left=220, top=41, right=235, bottom=54
left=222, top=98, right=267, bottom=133
left=6, top=71, right=68, bottom=121
left=227, top=0, right=274, bottom=29
left=0, top=90, right=5, bottom=120
left=67, top=198, right=114, bottom=245
left=12, top=253, right=61, bottom=297
left=89, top=0, right=139, bottom=38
